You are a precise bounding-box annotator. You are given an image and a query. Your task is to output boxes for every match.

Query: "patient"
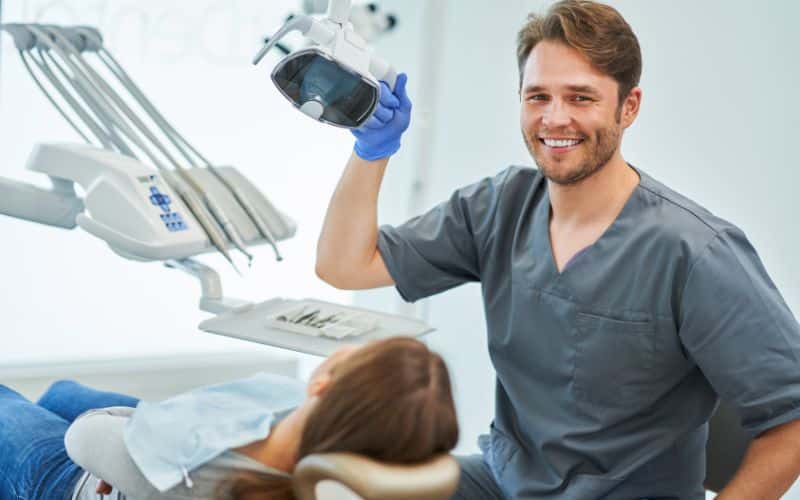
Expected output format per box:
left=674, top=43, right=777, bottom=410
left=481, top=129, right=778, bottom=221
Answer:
left=0, top=337, right=458, bottom=500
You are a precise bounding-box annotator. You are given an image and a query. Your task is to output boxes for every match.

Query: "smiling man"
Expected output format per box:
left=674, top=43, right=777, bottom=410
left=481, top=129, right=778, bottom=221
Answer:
left=315, top=1, right=800, bottom=498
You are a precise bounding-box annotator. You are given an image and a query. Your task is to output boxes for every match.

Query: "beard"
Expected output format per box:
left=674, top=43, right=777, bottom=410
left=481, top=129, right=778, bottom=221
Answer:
left=524, top=123, right=621, bottom=186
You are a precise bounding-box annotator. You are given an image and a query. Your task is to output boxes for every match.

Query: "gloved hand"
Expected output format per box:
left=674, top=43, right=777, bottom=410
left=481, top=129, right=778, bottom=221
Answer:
left=352, top=73, right=412, bottom=161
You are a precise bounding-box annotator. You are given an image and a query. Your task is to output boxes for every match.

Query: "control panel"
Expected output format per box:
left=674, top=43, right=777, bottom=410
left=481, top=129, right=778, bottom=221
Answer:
left=143, top=176, right=188, bottom=232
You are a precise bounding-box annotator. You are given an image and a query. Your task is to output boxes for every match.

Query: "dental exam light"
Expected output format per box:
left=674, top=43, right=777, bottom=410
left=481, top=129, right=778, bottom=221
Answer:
left=253, top=0, right=398, bottom=129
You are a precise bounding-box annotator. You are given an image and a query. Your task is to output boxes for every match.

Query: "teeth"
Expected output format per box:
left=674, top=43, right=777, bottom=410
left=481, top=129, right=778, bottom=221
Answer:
left=543, top=138, right=581, bottom=148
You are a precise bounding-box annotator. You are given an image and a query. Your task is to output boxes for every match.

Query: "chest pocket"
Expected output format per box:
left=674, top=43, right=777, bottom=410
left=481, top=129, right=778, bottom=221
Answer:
left=573, top=312, right=656, bottom=411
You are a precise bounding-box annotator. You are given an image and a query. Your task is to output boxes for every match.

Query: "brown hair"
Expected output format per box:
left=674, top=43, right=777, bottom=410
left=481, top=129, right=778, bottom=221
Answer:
left=216, top=337, right=459, bottom=500
left=516, top=0, right=642, bottom=104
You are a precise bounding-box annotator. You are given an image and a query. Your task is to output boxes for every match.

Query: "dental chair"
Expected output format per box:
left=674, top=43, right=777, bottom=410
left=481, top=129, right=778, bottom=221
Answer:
left=293, top=453, right=460, bottom=500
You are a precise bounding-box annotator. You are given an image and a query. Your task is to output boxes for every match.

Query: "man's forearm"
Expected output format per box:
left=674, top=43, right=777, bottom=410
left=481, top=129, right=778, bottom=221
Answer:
left=717, top=419, right=800, bottom=499
left=316, top=151, right=389, bottom=287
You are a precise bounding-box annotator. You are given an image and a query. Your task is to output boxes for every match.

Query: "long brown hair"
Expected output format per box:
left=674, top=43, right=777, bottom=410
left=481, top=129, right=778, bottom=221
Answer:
left=216, top=337, right=459, bottom=499
left=516, top=0, right=642, bottom=105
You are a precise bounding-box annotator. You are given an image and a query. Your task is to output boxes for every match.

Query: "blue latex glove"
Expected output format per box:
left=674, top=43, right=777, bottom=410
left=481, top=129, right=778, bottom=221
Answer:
left=352, top=73, right=412, bottom=161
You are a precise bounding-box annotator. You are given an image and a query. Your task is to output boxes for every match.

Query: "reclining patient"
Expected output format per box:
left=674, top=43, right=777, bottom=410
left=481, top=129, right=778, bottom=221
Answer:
left=0, top=337, right=458, bottom=500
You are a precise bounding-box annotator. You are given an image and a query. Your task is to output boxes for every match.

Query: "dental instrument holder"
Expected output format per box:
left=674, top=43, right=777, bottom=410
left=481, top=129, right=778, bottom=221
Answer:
left=24, top=143, right=295, bottom=261
left=253, top=0, right=398, bottom=124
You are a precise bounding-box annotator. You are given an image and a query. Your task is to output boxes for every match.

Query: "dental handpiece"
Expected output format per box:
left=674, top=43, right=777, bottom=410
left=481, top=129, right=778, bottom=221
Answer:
left=208, top=171, right=283, bottom=262
left=204, top=194, right=254, bottom=266
left=164, top=172, right=240, bottom=273
left=173, top=169, right=253, bottom=266
left=231, top=186, right=283, bottom=262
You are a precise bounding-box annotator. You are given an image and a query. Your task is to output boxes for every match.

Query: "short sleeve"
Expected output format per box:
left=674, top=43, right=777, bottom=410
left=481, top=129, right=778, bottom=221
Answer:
left=678, top=228, right=800, bottom=434
left=378, top=169, right=510, bottom=303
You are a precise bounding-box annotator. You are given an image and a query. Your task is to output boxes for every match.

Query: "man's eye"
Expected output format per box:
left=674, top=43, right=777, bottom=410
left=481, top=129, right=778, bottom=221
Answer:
left=528, top=94, right=548, bottom=101
left=573, top=95, right=592, bottom=102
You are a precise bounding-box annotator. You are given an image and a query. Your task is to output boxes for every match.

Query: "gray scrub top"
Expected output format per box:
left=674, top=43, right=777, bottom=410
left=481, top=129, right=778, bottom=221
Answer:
left=378, top=166, right=800, bottom=499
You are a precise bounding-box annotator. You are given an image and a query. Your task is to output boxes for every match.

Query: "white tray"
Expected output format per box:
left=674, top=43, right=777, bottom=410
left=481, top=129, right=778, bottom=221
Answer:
left=199, top=298, right=435, bottom=356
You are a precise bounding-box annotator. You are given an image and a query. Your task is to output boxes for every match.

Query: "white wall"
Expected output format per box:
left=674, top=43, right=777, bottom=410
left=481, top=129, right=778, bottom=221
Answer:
left=358, top=0, right=800, bottom=496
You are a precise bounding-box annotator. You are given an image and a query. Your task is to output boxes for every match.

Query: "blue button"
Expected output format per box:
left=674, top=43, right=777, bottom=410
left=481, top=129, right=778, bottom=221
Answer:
left=150, top=186, right=159, bottom=194
left=160, top=204, right=170, bottom=213
left=162, top=195, right=171, bottom=204
left=149, top=195, right=159, bottom=205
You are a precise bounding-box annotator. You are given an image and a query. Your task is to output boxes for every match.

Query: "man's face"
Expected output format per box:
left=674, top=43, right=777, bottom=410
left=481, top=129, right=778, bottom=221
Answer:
left=520, top=41, right=636, bottom=186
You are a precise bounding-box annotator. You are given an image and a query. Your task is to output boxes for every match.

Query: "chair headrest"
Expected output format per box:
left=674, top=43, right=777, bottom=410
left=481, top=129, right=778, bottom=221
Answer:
left=293, top=453, right=460, bottom=500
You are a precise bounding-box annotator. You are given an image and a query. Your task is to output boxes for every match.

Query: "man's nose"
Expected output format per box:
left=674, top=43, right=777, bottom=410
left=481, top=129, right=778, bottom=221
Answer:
left=542, top=100, right=571, bottom=128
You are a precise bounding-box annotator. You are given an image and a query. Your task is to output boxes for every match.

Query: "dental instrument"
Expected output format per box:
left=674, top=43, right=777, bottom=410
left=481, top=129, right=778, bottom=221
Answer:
left=253, top=0, right=398, bottom=129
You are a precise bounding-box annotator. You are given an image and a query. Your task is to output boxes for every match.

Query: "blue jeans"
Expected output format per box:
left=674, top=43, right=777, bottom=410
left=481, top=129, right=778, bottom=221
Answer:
left=0, top=381, right=139, bottom=500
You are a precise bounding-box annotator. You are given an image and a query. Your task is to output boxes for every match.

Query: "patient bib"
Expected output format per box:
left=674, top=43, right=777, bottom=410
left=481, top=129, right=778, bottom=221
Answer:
left=124, top=372, right=305, bottom=492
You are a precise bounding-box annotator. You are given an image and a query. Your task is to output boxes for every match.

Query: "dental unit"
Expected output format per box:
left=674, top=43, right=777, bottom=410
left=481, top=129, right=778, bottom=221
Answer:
left=0, top=15, right=430, bottom=356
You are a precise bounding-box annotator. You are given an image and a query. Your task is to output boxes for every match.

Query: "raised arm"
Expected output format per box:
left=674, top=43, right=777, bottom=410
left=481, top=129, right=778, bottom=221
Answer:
left=316, top=152, right=394, bottom=289
left=315, top=74, right=412, bottom=290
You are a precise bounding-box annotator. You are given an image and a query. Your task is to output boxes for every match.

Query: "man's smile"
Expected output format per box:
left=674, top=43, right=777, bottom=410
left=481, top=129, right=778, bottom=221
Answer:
left=538, top=136, right=585, bottom=153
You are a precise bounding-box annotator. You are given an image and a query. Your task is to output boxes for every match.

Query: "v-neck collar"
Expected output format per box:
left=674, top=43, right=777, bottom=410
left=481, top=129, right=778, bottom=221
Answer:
left=538, top=165, right=644, bottom=280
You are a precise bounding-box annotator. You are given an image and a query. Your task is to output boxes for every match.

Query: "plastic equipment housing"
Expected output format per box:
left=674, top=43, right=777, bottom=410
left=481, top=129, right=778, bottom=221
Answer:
left=26, top=143, right=295, bottom=261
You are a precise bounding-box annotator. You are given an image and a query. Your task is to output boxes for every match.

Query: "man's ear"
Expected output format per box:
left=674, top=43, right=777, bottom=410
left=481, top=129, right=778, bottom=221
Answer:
left=620, top=86, right=642, bottom=129
left=308, top=373, right=332, bottom=398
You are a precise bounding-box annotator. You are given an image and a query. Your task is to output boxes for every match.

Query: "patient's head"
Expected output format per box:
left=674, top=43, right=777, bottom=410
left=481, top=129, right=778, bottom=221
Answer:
left=217, top=337, right=458, bottom=499
left=301, top=336, right=459, bottom=462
